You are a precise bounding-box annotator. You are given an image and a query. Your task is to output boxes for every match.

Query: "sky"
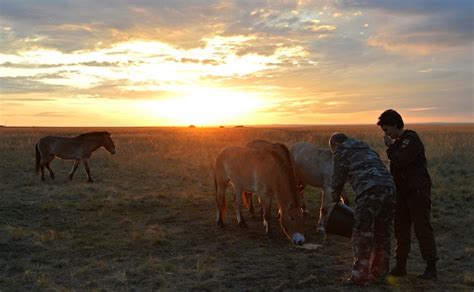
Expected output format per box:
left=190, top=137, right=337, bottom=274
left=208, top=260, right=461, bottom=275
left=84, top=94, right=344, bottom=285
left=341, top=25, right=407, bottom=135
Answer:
left=0, top=0, right=473, bottom=126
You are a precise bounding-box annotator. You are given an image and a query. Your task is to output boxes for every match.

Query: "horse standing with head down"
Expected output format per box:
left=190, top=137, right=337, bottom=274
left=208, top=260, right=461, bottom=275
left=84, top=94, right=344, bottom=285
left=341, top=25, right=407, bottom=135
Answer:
left=243, top=139, right=307, bottom=217
left=213, top=143, right=305, bottom=245
left=290, top=142, right=349, bottom=232
left=35, top=131, right=116, bottom=182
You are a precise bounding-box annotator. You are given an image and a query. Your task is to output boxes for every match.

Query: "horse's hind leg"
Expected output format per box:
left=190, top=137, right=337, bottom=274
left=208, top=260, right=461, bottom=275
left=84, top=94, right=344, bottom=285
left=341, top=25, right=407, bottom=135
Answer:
left=234, top=188, right=247, bottom=228
left=68, top=159, right=81, bottom=180
left=83, top=159, right=93, bottom=182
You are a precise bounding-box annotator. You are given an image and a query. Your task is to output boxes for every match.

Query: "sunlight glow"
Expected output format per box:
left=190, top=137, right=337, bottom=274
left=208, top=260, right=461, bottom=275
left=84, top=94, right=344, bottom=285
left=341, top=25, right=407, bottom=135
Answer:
left=139, top=88, right=266, bottom=126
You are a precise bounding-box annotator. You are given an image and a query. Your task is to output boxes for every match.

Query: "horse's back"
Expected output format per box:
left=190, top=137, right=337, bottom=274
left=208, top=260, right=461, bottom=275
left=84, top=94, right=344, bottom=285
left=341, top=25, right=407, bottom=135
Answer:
left=245, top=139, right=274, bottom=149
left=247, top=140, right=294, bottom=171
left=214, top=146, right=280, bottom=191
left=215, top=146, right=271, bottom=174
left=37, top=136, right=81, bottom=159
left=290, top=142, right=333, bottom=187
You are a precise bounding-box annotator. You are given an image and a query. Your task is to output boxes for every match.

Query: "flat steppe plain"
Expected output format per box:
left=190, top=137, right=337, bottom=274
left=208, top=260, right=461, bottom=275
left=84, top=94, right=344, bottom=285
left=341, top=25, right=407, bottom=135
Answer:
left=1, top=125, right=472, bottom=290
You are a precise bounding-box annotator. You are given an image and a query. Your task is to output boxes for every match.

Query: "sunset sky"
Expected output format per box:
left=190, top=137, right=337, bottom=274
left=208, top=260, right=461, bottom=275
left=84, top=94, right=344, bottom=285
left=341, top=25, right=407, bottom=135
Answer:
left=1, top=0, right=472, bottom=126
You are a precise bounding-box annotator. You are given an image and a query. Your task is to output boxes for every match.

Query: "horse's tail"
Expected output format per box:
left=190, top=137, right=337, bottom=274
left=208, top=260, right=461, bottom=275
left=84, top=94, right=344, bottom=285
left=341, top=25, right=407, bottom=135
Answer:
left=214, top=170, right=227, bottom=217
left=35, top=143, right=40, bottom=174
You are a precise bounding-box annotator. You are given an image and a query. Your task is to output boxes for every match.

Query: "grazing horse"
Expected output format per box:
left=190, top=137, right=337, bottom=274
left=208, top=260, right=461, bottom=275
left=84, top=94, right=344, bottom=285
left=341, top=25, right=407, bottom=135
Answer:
left=214, top=144, right=305, bottom=245
left=243, top=139, right=306, bottom=217
left=35, top=131, right=116, bottom=182
left=290, top=142, right=349, bottom=232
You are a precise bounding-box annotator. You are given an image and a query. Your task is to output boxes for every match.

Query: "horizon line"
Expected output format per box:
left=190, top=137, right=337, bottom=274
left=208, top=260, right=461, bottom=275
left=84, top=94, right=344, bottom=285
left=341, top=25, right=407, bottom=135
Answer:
left=1, top=122, right=473, bottom=128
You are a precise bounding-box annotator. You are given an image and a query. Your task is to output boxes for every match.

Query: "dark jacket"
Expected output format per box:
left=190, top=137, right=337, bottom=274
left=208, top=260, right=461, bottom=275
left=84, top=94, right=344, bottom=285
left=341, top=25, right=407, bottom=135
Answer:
left=331, top=138, right=395, bottom=200
left=387, top=130, right=431, bottom=191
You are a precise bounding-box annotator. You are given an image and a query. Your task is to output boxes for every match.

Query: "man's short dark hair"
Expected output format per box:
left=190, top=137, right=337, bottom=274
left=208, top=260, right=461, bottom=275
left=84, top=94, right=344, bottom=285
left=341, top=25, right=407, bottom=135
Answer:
left=329, top=132, right=348, bottom=145
left=377, top=109, right=404, bottom=129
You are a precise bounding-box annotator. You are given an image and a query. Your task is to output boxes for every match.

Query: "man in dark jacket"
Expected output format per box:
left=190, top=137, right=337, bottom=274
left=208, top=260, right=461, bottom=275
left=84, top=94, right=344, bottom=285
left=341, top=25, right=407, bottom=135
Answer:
left=377, top=109, right=438, bottom=280
left=329, top=133, right=395, bottom=286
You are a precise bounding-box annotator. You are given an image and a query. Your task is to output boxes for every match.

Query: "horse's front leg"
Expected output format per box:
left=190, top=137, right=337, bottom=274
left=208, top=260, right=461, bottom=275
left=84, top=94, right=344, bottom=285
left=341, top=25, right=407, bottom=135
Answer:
left=68, top=159, right=81, bottom=180
left=247, top=193, right=255, bottom=218
left=259, top=194, right=272, bottom=236
left=216, top=182, right=227, bottom=228
left=318, top=185, right=334, bottom=232
left=39, top=162, right=45, bottom=181
left=83, top=159, right=93, bottom=182
left=45, top=155, right=55, bottom=179
left=234, top=188, right=247, bottom=228
left=242, top=192, right=256, bottom=218
left=297, top=182, right=309, bottom=215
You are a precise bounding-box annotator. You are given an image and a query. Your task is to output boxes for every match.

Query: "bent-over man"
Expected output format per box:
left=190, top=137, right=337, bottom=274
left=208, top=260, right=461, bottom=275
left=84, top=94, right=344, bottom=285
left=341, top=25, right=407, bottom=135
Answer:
left=329, top=133, right=395, bottom=287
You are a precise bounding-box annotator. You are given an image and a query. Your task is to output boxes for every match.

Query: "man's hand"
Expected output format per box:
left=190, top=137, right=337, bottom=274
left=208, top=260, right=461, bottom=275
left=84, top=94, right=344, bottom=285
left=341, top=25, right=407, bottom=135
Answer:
left=384, top=134, right=394, bottom=147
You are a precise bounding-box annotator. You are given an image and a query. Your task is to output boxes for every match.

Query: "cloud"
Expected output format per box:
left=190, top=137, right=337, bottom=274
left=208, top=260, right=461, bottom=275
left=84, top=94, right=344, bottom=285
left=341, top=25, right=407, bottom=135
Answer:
left=0, top=0, right=471, bottom=125
left=337, top=0, right=473, bottom=55
left=34, top=111, right=77, bottom=117
left=0, top=76, right=65, bottom=94
left=1, top=35, right=312, bottom=98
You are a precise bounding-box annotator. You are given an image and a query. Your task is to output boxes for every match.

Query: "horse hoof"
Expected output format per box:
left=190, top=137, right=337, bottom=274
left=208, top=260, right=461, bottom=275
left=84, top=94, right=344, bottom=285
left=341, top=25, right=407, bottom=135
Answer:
left=41, top=177, right=45, bottom=181
left=87, top=179, right=94, bottom=183
left=217, top=221, right=225, bottom=228
left=50, top=174, right=55, bottom=180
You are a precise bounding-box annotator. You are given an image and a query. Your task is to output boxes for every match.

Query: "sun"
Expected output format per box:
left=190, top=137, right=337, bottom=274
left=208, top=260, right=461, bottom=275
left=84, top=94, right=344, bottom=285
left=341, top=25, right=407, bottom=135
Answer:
left=142, top=87, right=266, bottom=126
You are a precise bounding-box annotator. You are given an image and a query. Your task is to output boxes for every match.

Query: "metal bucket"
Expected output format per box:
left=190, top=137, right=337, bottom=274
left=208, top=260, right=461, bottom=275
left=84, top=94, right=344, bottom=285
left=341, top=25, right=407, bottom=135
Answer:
left=325, top=203, right=354, bottom=238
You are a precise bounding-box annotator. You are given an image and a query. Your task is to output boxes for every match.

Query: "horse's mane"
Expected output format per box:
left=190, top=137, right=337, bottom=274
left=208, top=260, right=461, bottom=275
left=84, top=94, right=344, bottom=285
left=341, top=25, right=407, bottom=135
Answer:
left=76, top=131, right=111, bottom=139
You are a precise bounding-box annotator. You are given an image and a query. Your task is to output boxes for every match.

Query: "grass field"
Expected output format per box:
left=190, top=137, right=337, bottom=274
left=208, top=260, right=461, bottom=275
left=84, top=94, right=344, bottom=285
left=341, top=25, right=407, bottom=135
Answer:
left=1, top=125, right=473, bottom=290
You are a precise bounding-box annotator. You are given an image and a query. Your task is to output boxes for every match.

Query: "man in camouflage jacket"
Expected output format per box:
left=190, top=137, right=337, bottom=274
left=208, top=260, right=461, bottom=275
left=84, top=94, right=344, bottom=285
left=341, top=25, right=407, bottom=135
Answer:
left=329, top=132, right=395, bottom=286
left=377, top=109, right=438, bottom=280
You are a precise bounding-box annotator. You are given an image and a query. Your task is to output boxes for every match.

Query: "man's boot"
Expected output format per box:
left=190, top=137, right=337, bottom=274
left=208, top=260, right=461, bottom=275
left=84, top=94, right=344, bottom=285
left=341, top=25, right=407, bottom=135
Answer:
left=417, top=261, right=437, bottom=280
left=389, top=258, right=407, bottom=277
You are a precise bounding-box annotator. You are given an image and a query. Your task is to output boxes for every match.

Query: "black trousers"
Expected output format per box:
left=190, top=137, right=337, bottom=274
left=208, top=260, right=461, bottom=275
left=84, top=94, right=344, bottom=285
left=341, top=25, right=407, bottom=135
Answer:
left=394, top=186, right=438, bottom=262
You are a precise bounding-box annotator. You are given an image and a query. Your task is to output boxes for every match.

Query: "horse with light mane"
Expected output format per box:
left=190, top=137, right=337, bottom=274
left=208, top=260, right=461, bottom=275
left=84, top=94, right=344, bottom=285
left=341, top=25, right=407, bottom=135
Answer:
left=290, top=142, right=349, bottom=232
left=35, top=131, right=116, bottom=182
left=214, top=144, right=305, bottom=245
left=243, top=139, right=307, bottom=217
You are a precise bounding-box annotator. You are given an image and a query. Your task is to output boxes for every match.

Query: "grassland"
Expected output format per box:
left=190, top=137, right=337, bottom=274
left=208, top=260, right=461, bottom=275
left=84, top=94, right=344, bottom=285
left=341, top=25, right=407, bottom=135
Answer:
left=0, top=125, right=473, bottom=291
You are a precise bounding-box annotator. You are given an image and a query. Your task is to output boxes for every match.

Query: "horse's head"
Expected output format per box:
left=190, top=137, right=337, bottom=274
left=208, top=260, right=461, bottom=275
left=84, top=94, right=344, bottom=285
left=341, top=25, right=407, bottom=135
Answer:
left=280, top=201, right=305, bottom=245
left=103, top=132, right=116, bottom=154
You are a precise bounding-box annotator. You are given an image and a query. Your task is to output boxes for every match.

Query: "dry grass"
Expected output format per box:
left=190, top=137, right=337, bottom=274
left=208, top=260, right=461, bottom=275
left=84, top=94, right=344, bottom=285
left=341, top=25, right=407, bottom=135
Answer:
left=0, top=125, right=473, bottom=290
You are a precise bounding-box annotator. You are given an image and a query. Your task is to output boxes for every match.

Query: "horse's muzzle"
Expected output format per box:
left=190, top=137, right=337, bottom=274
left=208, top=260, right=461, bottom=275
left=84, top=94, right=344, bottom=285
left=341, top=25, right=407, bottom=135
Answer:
left=292, top=233, right=305, bottom=245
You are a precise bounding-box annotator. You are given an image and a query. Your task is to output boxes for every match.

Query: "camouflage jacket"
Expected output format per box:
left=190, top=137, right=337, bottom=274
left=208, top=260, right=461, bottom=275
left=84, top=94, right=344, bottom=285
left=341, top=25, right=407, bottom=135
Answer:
left=331, top=138, right=395, bottom=201
left=387, top=129, right=431, bottom=190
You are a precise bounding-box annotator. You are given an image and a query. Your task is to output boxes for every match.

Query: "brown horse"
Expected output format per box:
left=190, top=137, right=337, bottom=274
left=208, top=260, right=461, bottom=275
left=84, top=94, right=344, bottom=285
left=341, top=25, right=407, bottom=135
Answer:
left=35, top=131, right=116, bottom=182
left=243, top=139, right=307, bottom=217
left=214, top=144, right=305, bottom=245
